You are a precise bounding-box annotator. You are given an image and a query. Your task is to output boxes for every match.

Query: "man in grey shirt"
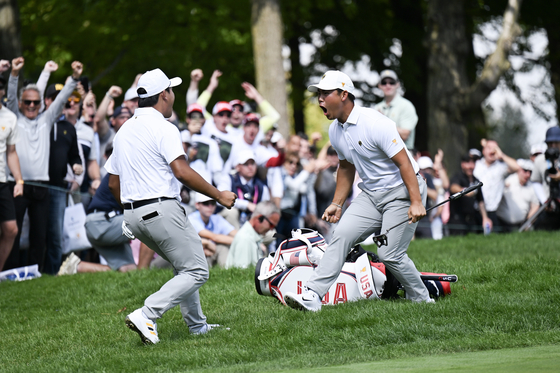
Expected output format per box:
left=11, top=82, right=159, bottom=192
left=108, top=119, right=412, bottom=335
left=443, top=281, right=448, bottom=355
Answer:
left=4, top=57, right=83, bottom=271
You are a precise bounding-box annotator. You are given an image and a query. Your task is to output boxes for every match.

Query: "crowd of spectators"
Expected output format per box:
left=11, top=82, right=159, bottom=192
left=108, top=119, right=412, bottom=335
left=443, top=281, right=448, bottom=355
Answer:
left=0, top=60, right=558, bottom=278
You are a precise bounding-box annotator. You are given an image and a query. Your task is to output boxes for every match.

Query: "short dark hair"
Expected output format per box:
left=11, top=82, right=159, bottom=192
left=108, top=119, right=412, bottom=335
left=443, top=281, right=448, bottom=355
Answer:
left=337, top=89, right=355, bottom=103
left=137, top=87, right=170, bottom=108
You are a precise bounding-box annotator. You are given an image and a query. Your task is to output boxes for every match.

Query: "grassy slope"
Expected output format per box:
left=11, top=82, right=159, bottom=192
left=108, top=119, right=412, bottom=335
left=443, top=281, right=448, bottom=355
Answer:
left=0, top=231, right=559, bottom=372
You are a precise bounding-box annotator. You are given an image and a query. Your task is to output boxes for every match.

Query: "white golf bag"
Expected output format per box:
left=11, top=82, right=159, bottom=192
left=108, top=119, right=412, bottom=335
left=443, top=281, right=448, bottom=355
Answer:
left=255, top=229, right=387, bottom=306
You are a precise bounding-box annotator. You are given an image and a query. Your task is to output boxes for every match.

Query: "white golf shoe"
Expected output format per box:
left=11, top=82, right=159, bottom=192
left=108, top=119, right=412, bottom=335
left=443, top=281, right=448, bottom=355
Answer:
left=57, top=253, right=81, bottom=276
left=284, top=288, right=322, bottom=312
left=192, top=323, right=226, bottom=335
left=125, top=309, right=159, bottom=344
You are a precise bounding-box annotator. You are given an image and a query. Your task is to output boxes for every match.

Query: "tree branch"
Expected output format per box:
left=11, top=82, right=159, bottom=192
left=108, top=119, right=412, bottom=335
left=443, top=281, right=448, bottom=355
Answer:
left=467, top=0, right=523, bottom=108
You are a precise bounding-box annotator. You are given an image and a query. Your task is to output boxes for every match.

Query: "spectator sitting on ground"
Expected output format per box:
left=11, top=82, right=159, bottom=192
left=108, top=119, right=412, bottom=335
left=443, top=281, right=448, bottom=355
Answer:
left=474, top=139, right=519, bottom=232
left=496, top=159, right=540, bottom=231
left=188, top=193, right=237, bottom=268
left=57, top=173, right=137, bottom=275
left=225, top=201, right=280, bottom=269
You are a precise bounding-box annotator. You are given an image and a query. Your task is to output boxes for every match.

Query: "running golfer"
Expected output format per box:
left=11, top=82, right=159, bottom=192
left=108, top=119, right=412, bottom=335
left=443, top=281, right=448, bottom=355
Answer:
left=285, top=71, right=432, bottom=311
left=105, top=68, right=236, bottom=344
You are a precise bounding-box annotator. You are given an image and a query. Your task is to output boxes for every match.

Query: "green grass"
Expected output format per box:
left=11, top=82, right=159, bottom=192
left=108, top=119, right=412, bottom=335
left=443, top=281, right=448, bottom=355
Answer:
left=1, top=231, right=559, bottom=372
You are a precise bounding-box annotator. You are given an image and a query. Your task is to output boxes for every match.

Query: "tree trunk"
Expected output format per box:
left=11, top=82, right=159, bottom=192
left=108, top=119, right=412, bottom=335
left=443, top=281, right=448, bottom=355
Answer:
left=251, top=0, right=290, bottom=137
left=288, top=34, right=305, bottom=135
left=0, top=0, right=21, bottom=60
left=426, top=0, right=522, bottom=174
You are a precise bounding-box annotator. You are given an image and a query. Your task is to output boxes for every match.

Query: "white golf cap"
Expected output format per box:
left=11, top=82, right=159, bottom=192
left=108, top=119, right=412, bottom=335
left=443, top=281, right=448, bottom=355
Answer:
left=517, top=159, right=534, bottom=172
left=307, top=70, right=355, bottom=95
left=234, top=150, right=256, bottom=166
left=270, top=131, right=283, bottom=144
left=417, top=156, right=434, bottom=170
left=530, top=142, right=547, bottom=156
left=137, top=68, right=182, bottom=98
left=379, top=69, right=399, bottom=82
left=195, top=193, right=214, bottom=203
left=123, top=87, right=138, bottom=101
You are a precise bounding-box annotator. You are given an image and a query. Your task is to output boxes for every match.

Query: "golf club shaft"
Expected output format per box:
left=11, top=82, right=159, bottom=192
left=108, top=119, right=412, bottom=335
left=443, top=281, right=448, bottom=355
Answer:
left=385, top=182, right=484, bottom=232
left=420, top=274, right=458, bottom=283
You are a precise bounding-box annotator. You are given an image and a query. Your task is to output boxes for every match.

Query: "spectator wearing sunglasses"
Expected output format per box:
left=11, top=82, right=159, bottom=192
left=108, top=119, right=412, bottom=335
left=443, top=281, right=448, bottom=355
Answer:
left=60, top=88, right=101, bottom=210
left=4, top=57, right=83, bottom=271
left=374, top=70, right=418, bottom=150
left=188, top=193, right=237, bottom=268
left=225, top=200, right=280, bottom=269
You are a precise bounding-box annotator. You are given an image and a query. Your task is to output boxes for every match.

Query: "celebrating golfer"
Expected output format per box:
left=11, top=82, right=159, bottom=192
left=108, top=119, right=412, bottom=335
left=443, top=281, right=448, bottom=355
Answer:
left=285, top=71, right=432, bottom=311
left=106, top=68, right=236, bottom=344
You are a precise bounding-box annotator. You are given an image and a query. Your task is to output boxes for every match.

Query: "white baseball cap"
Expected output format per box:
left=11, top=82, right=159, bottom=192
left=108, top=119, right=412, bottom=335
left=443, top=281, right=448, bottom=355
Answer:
left=530, top=142, right=547, bottom=156
left=137, top=68, right=182, bottom=98
left=195, top=193, right=214, bottom=203
left=307, top=70, right=355, bottom=95
left=379, top=69, right=399, bottom=82
left=517, top=159, right=534, bottom=172
left=234, top=150, right=256, bottom=166
left=417, top=156, right=434, bottom=170
left=124, top=87, right=138, bottom=101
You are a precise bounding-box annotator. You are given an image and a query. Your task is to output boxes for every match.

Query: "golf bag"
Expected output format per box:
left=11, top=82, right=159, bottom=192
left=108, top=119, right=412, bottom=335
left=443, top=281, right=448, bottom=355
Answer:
left=255, top=229, right=453, bottom=306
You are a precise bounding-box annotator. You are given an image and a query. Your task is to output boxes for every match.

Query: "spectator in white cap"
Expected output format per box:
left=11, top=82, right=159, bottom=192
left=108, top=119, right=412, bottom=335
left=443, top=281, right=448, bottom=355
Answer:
left=497, top=159, right=539, bottom=230
left=187, top=193, right=237, bottom=268
left=529, top=142, right=547, bottom=163
left=106, top=67, right=237, bottom=344
left=217, top=149, right=271, bottom=229
left=374, top=69, right=418, bottom=150
left=469, top=148, right=482, bottom=161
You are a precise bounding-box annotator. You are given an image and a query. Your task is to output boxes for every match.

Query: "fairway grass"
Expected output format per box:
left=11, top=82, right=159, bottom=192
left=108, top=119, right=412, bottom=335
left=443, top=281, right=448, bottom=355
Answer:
left=1, top=231, right=559, bottom=372
left=275, top=345, right=560, bottom=373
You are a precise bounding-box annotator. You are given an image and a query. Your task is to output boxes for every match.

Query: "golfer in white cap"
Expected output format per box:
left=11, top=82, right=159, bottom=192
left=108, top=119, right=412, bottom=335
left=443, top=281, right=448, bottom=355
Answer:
left=284, top=70, right=432, bottom=311
left=105, top=68, right=237, bottom=344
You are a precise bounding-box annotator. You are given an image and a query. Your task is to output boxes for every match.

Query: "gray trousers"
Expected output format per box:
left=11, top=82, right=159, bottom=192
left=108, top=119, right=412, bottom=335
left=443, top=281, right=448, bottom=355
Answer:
left=85, top=213, right=134, bottom=270
left=125, top=199, right=209, bottom=333
left=307, top=175, right=430, bottom=302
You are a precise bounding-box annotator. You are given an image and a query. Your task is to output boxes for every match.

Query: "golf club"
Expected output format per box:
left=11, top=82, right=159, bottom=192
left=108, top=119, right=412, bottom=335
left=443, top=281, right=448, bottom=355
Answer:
left=371, top=182, right=483, bottom=247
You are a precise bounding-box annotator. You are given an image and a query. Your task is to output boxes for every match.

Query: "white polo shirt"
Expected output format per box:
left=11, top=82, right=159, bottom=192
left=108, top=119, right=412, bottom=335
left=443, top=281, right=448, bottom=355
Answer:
left=104, top=107, right=184, bottom=203
left=0, top=106, right=18, bottom=183
left=329, top=105, right=418, bottom=191
left=473, top=159, right=510, bottom=212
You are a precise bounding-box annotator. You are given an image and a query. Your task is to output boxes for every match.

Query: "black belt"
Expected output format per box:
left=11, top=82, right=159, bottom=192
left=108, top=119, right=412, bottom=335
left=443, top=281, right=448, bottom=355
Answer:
left=89, top=209, right=122, bottom=220
left=123, top=197, right=175, bottom=210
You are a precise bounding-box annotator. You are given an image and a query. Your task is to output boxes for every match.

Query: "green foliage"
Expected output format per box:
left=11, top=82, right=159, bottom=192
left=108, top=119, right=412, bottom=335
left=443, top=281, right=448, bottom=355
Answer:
left=486, top=102, right=529, bottom=158
left=18, top=0, right=255, bottom=119
left=1, top=231, right=559, bottom=372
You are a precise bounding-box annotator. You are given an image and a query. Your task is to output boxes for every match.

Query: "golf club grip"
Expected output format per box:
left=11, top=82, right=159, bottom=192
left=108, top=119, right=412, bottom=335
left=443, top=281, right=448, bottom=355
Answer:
left=420, top=274, right=458, bottom=283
